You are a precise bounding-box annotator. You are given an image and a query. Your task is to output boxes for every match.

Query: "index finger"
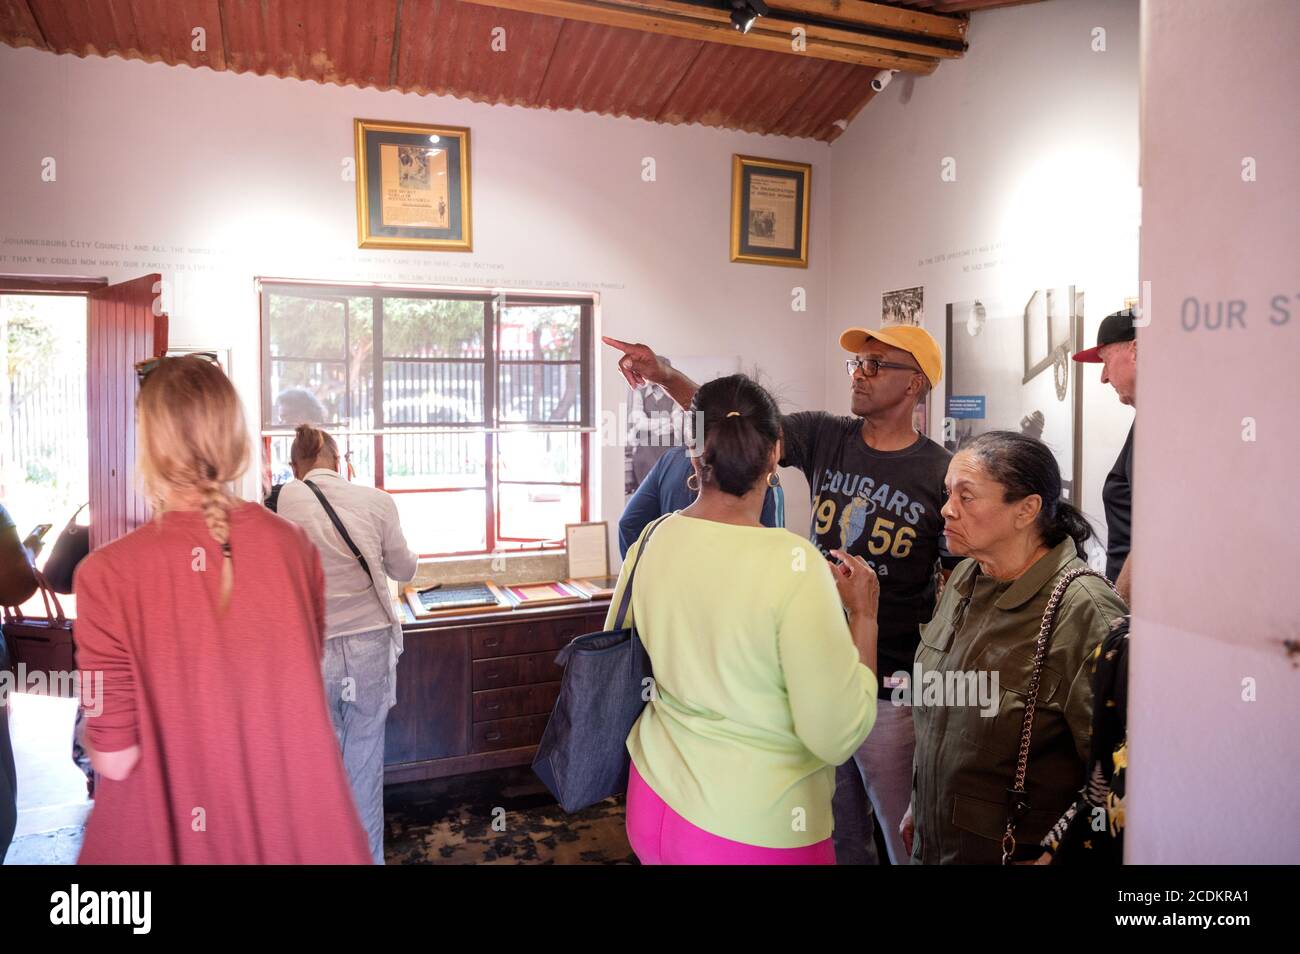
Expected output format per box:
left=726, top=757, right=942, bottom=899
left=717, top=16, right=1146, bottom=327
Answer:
left=601, top=336, right=635, bottom=355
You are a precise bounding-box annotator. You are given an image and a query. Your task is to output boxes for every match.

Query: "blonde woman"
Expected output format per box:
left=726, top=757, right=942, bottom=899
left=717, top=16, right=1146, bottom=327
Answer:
left=72, top=355, right=370, bottom=864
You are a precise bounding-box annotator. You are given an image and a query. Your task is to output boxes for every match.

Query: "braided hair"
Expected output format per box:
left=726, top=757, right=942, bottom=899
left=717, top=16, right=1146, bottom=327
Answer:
left=136, top=355, right=249, bottom=611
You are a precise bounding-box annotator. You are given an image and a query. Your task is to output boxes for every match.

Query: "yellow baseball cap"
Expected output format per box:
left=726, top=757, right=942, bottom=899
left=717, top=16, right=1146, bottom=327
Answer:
left=839, top=325, right=942, bottom=388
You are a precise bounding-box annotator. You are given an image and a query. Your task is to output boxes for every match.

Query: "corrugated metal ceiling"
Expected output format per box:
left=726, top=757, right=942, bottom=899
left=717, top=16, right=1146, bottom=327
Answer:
left=0, top=0, right=1033, bottom=141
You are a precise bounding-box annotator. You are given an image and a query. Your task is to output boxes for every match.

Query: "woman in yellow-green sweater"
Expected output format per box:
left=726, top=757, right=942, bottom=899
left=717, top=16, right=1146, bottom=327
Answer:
left=607, top=373, right=879, bottom=864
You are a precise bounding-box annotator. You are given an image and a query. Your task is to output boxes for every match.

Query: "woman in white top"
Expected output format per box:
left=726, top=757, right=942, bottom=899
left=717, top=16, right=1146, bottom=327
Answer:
left=275, top=424, right=418, bottom=864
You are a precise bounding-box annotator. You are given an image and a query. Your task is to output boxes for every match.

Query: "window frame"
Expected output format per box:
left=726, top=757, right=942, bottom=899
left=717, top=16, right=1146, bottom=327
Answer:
left=259, top=279, right=594, bottom=558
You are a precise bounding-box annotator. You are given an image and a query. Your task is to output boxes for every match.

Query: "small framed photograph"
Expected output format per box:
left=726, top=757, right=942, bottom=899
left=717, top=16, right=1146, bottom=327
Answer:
left=730, top=155, right=810, bottom=268
left=354, top=119, right=472, bottom=252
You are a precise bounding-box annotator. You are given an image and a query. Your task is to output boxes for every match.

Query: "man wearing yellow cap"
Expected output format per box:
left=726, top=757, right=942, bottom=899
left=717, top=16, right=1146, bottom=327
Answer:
left=604, top=325, right=952, bottom=865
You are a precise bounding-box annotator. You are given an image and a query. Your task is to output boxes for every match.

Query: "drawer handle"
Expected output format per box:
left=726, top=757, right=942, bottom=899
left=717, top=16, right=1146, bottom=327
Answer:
left=484, top=670, right=500, bottom=681
left=483, top=637, right=500, bottom=649
left=485, top=731, right=502, bottom=741
left=485, top=702, right=500, bottom=711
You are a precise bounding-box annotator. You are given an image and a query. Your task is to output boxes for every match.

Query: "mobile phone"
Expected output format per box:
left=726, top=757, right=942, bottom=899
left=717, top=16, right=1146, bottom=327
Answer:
left=24, top=524, right=53, bottom=545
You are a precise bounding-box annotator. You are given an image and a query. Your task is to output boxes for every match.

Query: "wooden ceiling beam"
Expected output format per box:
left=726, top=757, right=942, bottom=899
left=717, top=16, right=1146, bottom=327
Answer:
left=931, top=0, right=1041, bottom=12
left=767, top=1, right=967, bottom=41
left=459, top=0, right=942, bottom=73
left=613, top=0, right=964, bottom=59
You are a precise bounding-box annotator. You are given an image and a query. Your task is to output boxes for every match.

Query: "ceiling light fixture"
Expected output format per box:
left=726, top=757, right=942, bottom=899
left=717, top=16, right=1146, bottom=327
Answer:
left=728, top=0, right=769, bottom=34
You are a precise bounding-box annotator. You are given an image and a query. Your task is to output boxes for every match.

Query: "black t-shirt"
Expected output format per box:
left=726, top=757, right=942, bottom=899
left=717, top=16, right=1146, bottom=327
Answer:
left=1102, top=423, right=1134, bottom=581
left=780, top=412, right=953, bottom=687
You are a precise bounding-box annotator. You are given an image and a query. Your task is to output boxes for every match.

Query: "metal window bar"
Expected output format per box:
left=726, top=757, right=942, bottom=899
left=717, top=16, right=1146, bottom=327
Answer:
left=260, top=282, right=593, bottom=555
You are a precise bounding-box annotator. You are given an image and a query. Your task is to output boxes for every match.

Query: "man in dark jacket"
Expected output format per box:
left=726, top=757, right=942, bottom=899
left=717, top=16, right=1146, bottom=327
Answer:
left=1073, top=309, right=1138, bottom=601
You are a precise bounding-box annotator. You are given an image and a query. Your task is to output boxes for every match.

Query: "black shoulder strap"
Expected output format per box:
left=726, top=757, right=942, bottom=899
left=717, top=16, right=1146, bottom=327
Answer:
left=303, top=479, right=374, bottom=588
left=612, top=513, right=672, bottom=631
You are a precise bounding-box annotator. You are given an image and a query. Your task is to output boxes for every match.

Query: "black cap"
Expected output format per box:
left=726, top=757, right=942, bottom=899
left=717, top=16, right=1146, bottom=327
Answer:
left=1073, top=309, right=1136, bottom=363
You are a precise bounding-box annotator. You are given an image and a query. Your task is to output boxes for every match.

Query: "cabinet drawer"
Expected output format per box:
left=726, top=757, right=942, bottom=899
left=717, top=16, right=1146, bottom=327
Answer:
left=470, top=621, right=559, bottom=659
left=473, top=713, right=550, bottom=753
left=472, top=650, right=564, bottom=690
left=473, top=681, right=561, bottom=722
left=552, top=614, right=602, bottom=647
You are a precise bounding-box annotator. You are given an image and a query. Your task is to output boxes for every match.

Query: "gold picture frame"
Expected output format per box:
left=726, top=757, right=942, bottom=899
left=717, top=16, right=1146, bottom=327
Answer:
left=354, top=118, right=472, bottom=252
left=730, top=154, right=811, bottom=268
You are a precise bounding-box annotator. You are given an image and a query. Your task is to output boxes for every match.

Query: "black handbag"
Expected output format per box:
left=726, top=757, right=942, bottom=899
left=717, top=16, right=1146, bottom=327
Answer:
left=532, top=514, right=670, bottom=813
left=42, top=503, right=90, bottom=595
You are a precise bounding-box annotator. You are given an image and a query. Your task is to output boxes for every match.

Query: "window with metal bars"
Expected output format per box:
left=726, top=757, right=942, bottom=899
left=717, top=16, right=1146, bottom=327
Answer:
left=259, top=280, right=593, bottom=558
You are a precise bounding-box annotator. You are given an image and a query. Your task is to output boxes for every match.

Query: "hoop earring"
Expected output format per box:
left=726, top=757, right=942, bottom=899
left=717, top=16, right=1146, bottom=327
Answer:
left=686, top=472, right=701, bottom=492
left=767, top=471, right=781, bottom=489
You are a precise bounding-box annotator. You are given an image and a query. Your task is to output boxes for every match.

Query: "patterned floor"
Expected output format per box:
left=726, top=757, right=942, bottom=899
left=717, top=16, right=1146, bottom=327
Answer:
left=385, top=766, right=636, bottom=865
left=5, top=766, right=636, bottom=865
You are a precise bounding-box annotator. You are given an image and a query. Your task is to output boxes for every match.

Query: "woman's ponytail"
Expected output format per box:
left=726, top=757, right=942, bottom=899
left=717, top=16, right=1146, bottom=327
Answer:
left=1050, top=499, right=1094, bottom=560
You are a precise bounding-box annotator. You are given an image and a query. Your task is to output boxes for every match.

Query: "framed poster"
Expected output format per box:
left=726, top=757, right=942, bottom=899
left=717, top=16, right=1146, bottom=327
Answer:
left=883, top=286, right=924, bottom=326
left=944, top=288, right=1084, bottom=502
left=730, top=155, right=810, bottom=268
left=354, top=119, right=472, bottom=251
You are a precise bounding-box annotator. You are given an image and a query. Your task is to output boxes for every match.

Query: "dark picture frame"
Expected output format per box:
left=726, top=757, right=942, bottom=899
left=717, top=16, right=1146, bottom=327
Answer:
left=354, top=119, right=472, bottom=252
left=730, top=155, right=810, bottom=268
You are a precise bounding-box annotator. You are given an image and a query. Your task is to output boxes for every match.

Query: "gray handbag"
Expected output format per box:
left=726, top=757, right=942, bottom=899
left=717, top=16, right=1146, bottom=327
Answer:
left=532, top=514, right=670, bottom=813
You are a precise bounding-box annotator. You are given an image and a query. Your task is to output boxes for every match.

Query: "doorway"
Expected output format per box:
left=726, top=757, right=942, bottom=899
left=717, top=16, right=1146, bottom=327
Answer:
left=2, top=292, right=89, bottom=611
left=1, top=291, right=91, bottom=862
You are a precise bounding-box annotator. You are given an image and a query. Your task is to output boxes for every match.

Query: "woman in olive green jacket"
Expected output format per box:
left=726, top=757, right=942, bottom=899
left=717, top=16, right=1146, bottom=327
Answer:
left=901, top=431, right=1127, bottom=864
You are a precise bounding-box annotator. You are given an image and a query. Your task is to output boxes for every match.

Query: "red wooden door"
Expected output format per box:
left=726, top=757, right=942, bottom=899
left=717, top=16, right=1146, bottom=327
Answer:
left=87, top=274, right=168, bottom=551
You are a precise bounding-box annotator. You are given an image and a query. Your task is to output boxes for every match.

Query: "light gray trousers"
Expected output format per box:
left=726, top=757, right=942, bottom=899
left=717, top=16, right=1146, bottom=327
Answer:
left=849, top=697, right=916, bottom=865
left=321, top=627, right=391, bottom=865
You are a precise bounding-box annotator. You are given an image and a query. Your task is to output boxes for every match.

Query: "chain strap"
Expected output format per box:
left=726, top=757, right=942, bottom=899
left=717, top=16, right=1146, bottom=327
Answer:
left=1000, top=566, right=1117, bottom=864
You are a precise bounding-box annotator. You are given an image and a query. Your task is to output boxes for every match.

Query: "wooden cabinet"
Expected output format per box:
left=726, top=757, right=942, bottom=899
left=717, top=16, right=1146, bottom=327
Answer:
left=383, top=627, right=470, bottom=766
left=384, top=600, right=609, bottom=783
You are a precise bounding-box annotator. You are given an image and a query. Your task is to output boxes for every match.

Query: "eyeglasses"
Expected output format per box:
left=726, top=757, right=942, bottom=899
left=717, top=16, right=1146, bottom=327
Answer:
left=845, top=357, right=922, bottom=378
left=135, top=351, right=220, bottom=383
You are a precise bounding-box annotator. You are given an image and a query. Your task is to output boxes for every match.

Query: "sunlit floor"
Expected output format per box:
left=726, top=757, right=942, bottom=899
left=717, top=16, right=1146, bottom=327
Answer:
left=3, top=695, right=633, bottom=865
left=4, top=693, right=91, bottom=864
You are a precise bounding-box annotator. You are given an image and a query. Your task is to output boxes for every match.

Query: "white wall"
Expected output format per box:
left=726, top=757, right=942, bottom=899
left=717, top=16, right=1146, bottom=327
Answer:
left=827, top=0, right=1142, bottom=549
left=0, top=45, right=825, bottom=547
left=1127, top=0, right=1300, bottom=864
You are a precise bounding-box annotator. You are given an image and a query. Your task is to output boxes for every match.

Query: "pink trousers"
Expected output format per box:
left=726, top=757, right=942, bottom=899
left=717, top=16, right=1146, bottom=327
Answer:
left=626, top=761, right=835, bottom=865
